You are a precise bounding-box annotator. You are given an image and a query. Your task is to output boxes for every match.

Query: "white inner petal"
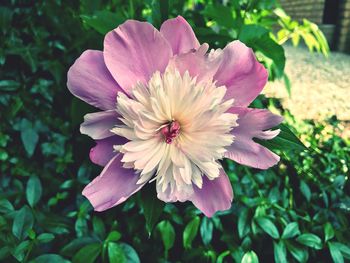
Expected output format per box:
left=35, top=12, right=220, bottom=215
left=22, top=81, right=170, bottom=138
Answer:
left=111, top=65, right=238, bottom=200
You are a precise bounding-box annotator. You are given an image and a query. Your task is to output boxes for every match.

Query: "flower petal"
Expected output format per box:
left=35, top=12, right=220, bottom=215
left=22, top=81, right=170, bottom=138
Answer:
left=80, top=110, right=119, bottom=140
left=160, top=16, right=200, bottom=55
left=213, top=41, right=268, bottom=107
left=82, top=154, right=145, bottom=212
left=169, top=48, right=220, bottom=83
left=191, top=170, right=233, bottom=217
left=67, top=50, right=122, bottom=110
left=156, top=182, right=194, bottom=203
left=103, top=20, right=172, bottom=93
left=225, top=107, right=283, bottom=169
left=90, top=136, right=127, bottom=166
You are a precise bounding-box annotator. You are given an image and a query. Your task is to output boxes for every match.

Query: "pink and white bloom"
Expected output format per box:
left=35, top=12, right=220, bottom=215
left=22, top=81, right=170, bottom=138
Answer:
left=67, top=16, right=283, bottom=217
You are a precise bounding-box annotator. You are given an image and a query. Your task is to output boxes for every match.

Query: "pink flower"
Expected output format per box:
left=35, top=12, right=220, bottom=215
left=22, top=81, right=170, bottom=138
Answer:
left=67, top=16, right=283, bottom=217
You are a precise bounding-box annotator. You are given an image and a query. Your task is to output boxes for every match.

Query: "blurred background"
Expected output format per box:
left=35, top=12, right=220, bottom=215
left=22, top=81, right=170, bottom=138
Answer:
left=0, top=0, right=349, bottom=263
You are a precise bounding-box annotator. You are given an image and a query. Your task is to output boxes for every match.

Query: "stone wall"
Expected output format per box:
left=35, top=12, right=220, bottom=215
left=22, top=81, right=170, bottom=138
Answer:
left=280, top=0, right=326, bottom=24
left=337, top=0, right=350, bottom=52
left=280, top=0, right=350, bottom=53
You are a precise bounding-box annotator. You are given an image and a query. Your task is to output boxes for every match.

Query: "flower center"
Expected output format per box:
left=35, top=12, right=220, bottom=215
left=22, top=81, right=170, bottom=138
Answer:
left=160, top=120, right=180, bottom=144
left=111, top=66, right=238, bottom=199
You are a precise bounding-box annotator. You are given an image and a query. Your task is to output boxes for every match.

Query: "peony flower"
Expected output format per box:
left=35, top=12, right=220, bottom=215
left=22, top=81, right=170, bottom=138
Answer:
left=67, top=16, right=283, bottom=217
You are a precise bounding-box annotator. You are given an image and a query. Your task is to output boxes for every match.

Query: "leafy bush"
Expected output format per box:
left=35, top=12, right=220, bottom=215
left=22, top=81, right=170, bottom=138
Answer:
left=0, top=1, right=349, bottom=262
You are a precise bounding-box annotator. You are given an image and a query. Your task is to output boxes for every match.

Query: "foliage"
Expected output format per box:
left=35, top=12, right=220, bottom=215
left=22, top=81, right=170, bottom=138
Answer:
left=0, top=0, right=349, bottom=262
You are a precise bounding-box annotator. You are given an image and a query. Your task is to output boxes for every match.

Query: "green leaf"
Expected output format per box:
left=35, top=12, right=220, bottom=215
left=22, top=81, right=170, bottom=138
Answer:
left=255, top=217, right=280, bottom=239
left=274, top=241, right=287, bottom=263
left=283, top=73, right=292, bottom=97
left=119, top=243, right=140, bottom=263
left=72, top=243, right=101, bottom=263
left=0, top=80, right=20, bottom=91
left=0, top=246, right=10, bottom=261
left=286, top=242, right=308, bottom=263
left=333, top=243, right=350, bottom=259
left=200, top=217, right=213, bottom=246
left=106, top=231, right=121, bottom=243
left=80, top=10, right=124, bottom=35
left=108, top=242, right=126, bottom=263
left=328, top=242, right=344, bottom=263
left=140, top=184, right=165, bottom=235
left=324, top=222, right=335, bottom=242
left=37, top=233, right=55, bottom=243
left=11, top=240, right=30, bottom=262
left=60, top=237, right=98, bottom=257
left=93, top=217, right=106, bottom=240
left=20, top=119, right=39, bottom=157
left=255, top=124, right=307, bottom=153
left=157, top=220, right=175, bottom=252
left=150, top=0, right=169, bottom=28
left=26, top=176, right=42, bottom=207
left=183, top=216, right=200, bottom=249
left=300, top=180, right=311, bottom=202
left=217, top=250, right=230, bottom=263
left=296, top=233, right=322, bottom=249
left=0, top=199, right=14, bottom=214
left=238, top=208, right=250, bottom=238
left=203, top=4, right=237, bottom=28
left=282, top=222, right=300, bottom=239
left=12, top=206, right=34, bottom=240
left=239, top=25, right=269, bottom=43
left=29, top=254, right=69, bottom=263
left=241, top=250, right=259, bottom=263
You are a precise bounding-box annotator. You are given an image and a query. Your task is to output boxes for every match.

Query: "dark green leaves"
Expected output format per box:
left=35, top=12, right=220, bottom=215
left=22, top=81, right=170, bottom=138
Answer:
left=108, top=242, right=125, bottom=263
left=324, top=222, right=335, bottom=242
left=149, top=0, right=169, bottom=28
left=18, top=119, right=39, bottom=157
left=72, top=243, right=101, bottom=263
left=238, top=208, right=250, bottom=238
left=81, top=10, right=125, bottom=35
left=300, top=180, right=311, bottom=202
left=328, top=242, right=344, bottom=263
left=286, top=242, right=309, bottom=263
left=117, top=243, right=140, bottom=263
left=12, top=206, right=34, bottom=240
left=296, top=233, right=322, bottom=249
left=0, top=80, right=20, bottom=91
left=282, top=222, right=300, bottom=239
left=37, top=233, right=55, bottom=243
left=200, top=217, right=213, bottom=246
left=255, top=217, right=279, bottom=239
left=239, top=24, right=285, bottom=78
left=183, top=216, right=200, bottom=249
left=255, top=124, right=307, bottom=154
left=274, top=241, right=287, bottom=263
left=241, top=251, right=259, bottom=263
left=26, top=176, right=42, bottom=207
left=30, top=254, right=69, bottom=263
left=140, top=184, right=165, bottom=235
left=157, top=220, right=175, bottom=258
left=106, top=242, right=140, bottom=263
left=0, top=199, right=14, bottom=214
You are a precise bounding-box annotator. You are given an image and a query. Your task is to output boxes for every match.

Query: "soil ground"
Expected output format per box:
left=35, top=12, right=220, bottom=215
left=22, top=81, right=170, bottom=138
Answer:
left=263, top=45, right=350, bottom=137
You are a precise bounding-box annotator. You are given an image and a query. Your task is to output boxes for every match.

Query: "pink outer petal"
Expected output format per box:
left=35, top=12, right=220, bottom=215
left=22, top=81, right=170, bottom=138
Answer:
left=103, top=20, right=172, bottom=93
left=191, top=169, right=233, bottom=217
left=80, top=110, right=119, bottom=140
left=160, top=16, right=200, bottom=55
left=67, top=50, right=122, bottom=110
left=90, top=136, right=127, bottom=167
left=213, top=41, right=268, bottom=107
left=82, top=154, right=145, bottom=212
left=169, top=47, right=220, bottom=83
left=224, top=107, right=283, bottom=169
